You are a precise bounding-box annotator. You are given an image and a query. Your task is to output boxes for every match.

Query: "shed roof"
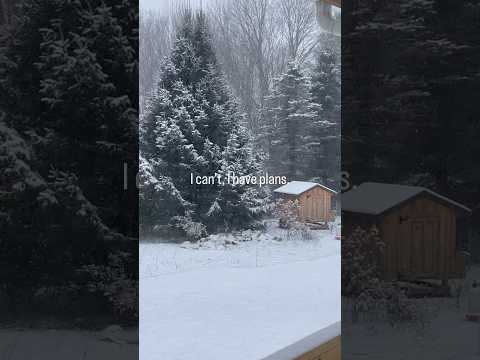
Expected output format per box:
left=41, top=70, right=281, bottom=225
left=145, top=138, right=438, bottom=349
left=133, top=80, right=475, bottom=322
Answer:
left=342, top=182, right=471, bottom=215
left=274, top=181, right=337, bottom=196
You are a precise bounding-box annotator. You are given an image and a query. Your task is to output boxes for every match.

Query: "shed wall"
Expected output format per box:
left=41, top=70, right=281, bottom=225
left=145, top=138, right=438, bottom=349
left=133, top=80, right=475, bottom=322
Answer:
left=379, top=196, right=463, bottom=280
left=297, top=187, right=333, bottom=222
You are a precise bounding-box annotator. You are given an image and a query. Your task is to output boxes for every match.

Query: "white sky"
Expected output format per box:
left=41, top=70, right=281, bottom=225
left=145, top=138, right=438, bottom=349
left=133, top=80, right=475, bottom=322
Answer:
left=141, top=0, right=211, bottom=11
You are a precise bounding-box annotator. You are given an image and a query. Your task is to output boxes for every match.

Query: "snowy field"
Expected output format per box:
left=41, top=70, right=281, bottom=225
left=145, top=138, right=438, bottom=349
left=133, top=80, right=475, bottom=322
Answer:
left=0, top=327, right=138, bottom=360
left=140, top=219, right=341, bottom=360
left=343, top=301, right=480, bottom=360
left=343, top=265, right=480, bottom=360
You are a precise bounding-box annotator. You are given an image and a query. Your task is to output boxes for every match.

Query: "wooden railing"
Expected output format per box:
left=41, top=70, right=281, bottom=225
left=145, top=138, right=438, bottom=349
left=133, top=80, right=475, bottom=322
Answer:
left=324, top=0, right=341, bottom=8
left=262, top=322, right=341, bottom=360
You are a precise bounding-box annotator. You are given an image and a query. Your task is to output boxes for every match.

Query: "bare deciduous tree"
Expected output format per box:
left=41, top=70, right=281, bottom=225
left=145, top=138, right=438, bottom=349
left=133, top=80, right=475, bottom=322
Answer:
left=207, top=0, right=320, bottom=132
left=278, top=0, right=318, bottom=62
left=209, top=0, right=288, bottom=131
left=140, top=10, right=172, bottom=112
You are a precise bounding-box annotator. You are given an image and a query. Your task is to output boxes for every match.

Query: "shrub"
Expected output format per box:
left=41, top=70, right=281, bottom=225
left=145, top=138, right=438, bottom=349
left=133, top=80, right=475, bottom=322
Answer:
left=343, top=226, right=424, bottom=326
left=274, top=198, right=300, bottom=229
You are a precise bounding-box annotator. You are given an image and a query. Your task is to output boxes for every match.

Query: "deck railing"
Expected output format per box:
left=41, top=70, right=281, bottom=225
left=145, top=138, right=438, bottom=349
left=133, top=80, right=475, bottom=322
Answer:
left=261, top=321, right=341, bottom=360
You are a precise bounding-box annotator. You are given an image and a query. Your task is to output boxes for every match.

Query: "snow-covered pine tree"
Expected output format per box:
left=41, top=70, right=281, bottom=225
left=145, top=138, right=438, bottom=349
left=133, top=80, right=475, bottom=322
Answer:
left=0, top=0, right=138, bottom=318
left=0, top=0, right=138, bottom=236
left=262, top=61, right=320, bottom=180
left=140, top=73, right=208, bottom=235
left=307, top=44, right=340, bottom=189
left=208, top=125, right=270, bottom=230
left=140, top=10, right=268, bottom=237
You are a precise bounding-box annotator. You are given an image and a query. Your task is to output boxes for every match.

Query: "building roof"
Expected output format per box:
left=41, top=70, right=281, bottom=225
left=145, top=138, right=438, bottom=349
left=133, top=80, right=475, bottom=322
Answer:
left=342, top=182, right=471, bottom=215
left=274, top=181, right=337, bottom=196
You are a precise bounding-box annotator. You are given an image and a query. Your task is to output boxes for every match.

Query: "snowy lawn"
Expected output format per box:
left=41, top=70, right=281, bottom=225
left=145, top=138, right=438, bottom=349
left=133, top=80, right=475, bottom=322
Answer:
left=343, top=297, right=480, bottom=360
left=0, top=327, right=138, bottom=360
left=140, top=219, right=341, bottom=360
left=343, top=265, right=480, bottom=360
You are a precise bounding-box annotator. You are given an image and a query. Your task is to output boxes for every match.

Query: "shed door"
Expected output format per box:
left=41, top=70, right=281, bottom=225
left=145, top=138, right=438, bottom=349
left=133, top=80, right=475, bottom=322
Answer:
left=305, top=192, right=319, bottom=222
left=406, top=218, right=439, bottom=277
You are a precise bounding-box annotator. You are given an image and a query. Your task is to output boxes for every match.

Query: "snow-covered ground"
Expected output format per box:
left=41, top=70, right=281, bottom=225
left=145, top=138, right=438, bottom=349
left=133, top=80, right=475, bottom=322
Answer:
left=0, top=326, right=138, bottom=360
left=140, top=220, right=340, bottom=277
left=140, top=219, right=341, bottom=360
left=343, top=265, right=480, bottom=360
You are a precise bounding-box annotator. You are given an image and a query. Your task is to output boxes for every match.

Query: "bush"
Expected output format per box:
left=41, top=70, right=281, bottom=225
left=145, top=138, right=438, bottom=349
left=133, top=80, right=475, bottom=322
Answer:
left=343, top=227, right=424, bottom=326
left=274, top=198, right=300, bottom=229
left=171, top=215, right=207, bottom=241
left=353, top=281, right=424, bottom=326
left=342, top=226, right=384, bottom=296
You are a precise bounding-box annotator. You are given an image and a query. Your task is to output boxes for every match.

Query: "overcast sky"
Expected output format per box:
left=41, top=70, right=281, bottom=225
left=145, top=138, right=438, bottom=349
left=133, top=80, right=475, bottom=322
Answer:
left=141, top=0, right=211, bottom=11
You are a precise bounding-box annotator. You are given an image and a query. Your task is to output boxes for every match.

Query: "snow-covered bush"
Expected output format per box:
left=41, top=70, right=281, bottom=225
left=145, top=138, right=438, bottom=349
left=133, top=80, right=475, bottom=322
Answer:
left=272, top=199, right=314, bottom=240
left=382, top=285, right=424, bottom=326
left=343, top=226, right=424, bottom=326
left=274, top=198, right=300, bottom=229
left=342, top=226, right=384, bottom=296
left=353, top=281, right=424, bottom=326
left=171, top=215, right=207, bottom=242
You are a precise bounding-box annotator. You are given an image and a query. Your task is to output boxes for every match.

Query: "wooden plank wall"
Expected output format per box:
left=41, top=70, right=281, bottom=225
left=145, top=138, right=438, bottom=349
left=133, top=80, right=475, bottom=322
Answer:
left=298, top=187, right=332, bottom=223
left=294, top=336, right=341, bottom=360
left=323, top=0, right=342, bottom=8
left=380, top=196, right=458, bottom=280
left=262, top=322, right=341, bottom=360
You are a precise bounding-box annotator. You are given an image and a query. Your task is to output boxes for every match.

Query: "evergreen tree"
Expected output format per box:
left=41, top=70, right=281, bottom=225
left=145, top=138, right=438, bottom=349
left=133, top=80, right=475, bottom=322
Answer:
left=308, top=45, right=341, bottom=189
left=343, top=0, right=480, bottom=194
left=140, top=11, right=268, bottom=237
left=0, top=0, right=138, bottom=319
left=262, top=61, right=320, bottom=180
left=0, top=0, right=138, bottom=235
left=210, top=127, right=268, bottom=229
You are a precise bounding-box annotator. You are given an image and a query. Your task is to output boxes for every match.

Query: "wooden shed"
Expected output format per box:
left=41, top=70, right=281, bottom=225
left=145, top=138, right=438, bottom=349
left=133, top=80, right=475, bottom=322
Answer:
left=274, top=181, right=337, bottom=223
left=342, top=182, right=471, bottom=282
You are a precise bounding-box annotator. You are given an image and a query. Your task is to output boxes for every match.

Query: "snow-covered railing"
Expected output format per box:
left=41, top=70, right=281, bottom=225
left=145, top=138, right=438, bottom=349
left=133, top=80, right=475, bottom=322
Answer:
left=261, top=321, right=341, bottom=360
